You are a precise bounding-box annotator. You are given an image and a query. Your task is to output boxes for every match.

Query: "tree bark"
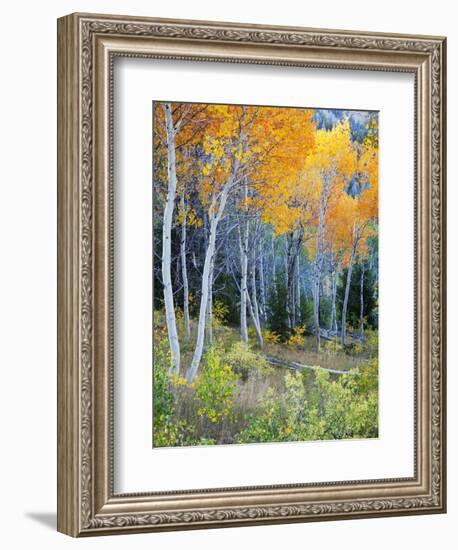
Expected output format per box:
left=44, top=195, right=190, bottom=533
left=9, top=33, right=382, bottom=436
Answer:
left=259, top=240, right=267, bottom=324
left=313, top=175, right=332, bottom=351
left=271, top=233, right=277, bottom=299
left=180, top=191, right=191, bottom=343
left=239, top=178, right=249, bottom=343
left=250, top=244, right=262, bottom=337
left=329, top=268, right=338, bottom=333
left=313, top=230, right=323, bottom=352
left=285, top=234, right=294, bottom=330
left=291, top=263, right=296, bottom=328
left=187, top=215, right=217, bottom=382
left=186, top=168, right=239, bottom=383
left=312, top=266, right=321, bottom=351
left=341, top=247, right=356, bottom=347
left=285, top=229, right=303, bottom=331
left=162, top=103, right=181, bottom=374
left=359, top=259, right=365, bottom=337
left=295, top=253, right=301, bottom=324
left=247, top=285, right=264, bottom=349
left=206, top=260, right=214, bottom=346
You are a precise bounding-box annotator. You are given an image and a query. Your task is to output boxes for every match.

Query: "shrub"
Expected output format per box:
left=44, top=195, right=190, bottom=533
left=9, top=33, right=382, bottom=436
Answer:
left=263, top=329, right=281, bottom=345
left=310, top=366, right=378, bottom=439
left=225, top=341, right=273, bottom=379
left=322, top=339, right=344, bottom=356
left=287, top=326, right=305, bottom=349
left=153, top=338, right=174, bottom=423
left=195, top=348, right=239, bottom=423
left=247, top=325, right=257, bottom=341
left=364, top=330, right=379, bottom=357
left=237, top=358, right=379, bottom=443
left=153, top=336, right=206, bottom=447
left=153, top=337, right=183, bottom=446
left=153, top=418, right=198, bottom=447
left=153, top=308, right=164, bottom=326
left=213, top=301, right=230, bottom=327
left=353, top=356, right=378, bottom=394
left=236, top=372, right=308, bottom=443
left=153, top=309, right=167, bottom=339
left=345, top=330, right=378, bottom=358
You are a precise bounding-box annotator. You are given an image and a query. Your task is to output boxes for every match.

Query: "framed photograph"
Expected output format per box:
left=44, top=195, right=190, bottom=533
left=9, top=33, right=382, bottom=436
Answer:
left=57, top=12, right=446, bottom=536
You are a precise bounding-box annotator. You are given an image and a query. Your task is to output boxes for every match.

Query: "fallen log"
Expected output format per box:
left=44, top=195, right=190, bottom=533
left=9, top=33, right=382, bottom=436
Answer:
left=318, top=328, right=366, bottom=344
left=347, top=331, right=367, bottom=343
left=266, top=356, right=353, bottom=376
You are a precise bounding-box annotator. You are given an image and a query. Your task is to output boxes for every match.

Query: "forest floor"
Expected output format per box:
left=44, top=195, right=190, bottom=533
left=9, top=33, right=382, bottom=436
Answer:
left=264, top=336, right=363, bottom=371
left=175, top=322, right=367, bottom=373
left=153, top=312, right=378, bottom=447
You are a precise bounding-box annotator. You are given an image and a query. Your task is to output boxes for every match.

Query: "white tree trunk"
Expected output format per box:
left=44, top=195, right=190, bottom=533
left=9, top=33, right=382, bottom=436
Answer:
left=247, top=286, right=264, bottom=349
left=239, top=179, right=249, bottom=342
left=259, top=238, right=267, bottom=324
left=313, top=230, right=323, bottom=352
left=186, top=216, right=217, bottom=382
left=286, top=233, right=295, bottom=330
left=341, top=247, right=356, bottom=347
left=359, top=259, right=365, bottom=337
left=295, top=253, right=301, bottom=324
left=180, top=191, right=191, bottom=343
left=186, top=171, right=238, bottom=383
left=271, top=233, right=277, bottom=300
left=329, top=269, right=338, bottom=333
left=162, top=103, right=181, bottom=374
left=206, top=256, right=214, bottom=345
left=313, top=176, right=331, bottom=351
left=312, top=264, right=321, bottom=351
left=251, top=246, right=261, bottom=333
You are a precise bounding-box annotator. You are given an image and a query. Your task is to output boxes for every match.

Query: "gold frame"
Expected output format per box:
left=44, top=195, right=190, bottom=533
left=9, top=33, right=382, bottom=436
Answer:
left=57, top=12, right=447, bottom=537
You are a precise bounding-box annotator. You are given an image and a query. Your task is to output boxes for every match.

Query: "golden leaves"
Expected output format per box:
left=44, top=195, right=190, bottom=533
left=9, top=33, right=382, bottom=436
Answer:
left=154, top=101, right=378, bottom=259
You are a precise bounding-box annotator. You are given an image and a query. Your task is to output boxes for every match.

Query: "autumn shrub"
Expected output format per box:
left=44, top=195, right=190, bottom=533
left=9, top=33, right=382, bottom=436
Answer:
left=353, top=356, right=378, bottom=394
left=225, top=341, right=273, bottom=379
left=153, top=310, right=169, bottom=344
left=236, top=358, right=378, bottom=443
left=153, top=337, right=205, bottom=447
left=212, top=300, right=230, bottom=327
left=174, top=307, right=185, bottom=338
left=363, top=329, right=379, bottom=357
left=153, top=308, right=164, bottom=326
left=247, top=325, right=257, bottom=341
left=194, top=348, right=239, bottom=423
left=153, top=338, right=174, bottom=421
left=153, top=337, right=190, bottom=447
left=310, top=368, right=378, bottom=439
left=235, top=372, right=309, bottom=443
left=287, top=326, right=306, bottom=349
left=262, top=329, right=281, bottom=345
left=345, top=329, right=378, bottom=358
left=153, top=418, right=199, bottom=447
left=322, top=339, right=344, bottom=356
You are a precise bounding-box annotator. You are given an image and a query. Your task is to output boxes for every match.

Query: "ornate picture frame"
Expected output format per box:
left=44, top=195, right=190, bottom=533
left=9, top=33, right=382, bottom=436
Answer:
left=57, top=12, right=446, bottom=536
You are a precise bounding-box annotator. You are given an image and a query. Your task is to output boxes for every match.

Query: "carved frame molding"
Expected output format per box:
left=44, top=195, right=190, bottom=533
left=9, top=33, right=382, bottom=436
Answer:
left=57, top=13, right=446, bottom=536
